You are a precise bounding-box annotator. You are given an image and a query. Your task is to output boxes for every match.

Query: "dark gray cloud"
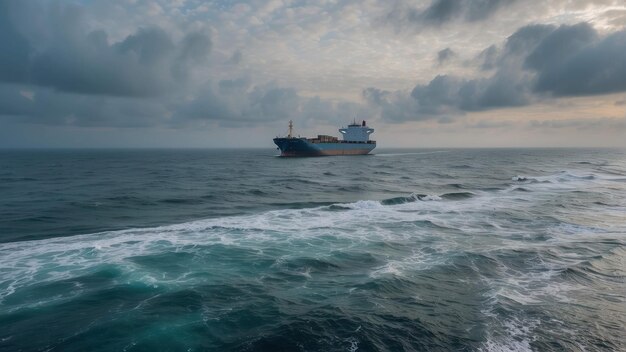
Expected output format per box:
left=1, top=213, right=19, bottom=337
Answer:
left=421, top=0, right=464, bottom=24
left=502, top=22, right=626, bottom=97
left=0, top=76, right=361, bottom=129
left=523, top=23, right=596, bottom=72
left=437, top=48, right=456, bottom=65
left=180, top=79, right=298, bottom=123
left=0, top=0, right=215, bottom=128
left=0, top=84, right=169, bottom=128
left=0, top=2, right=30, bottom=83
left=423, top=0, right=516, bottom=23
left=0, top=1, right=211, bottom=98
left=531, top=28, right=626, bottom=96
left=366, top=22, right=626, bottom=122
left=364, top=70, right=530, bottom=122
left=0, top=0, right=360, bottom=130
left=362, top=87, right=421, bottom=122
left=382, top=0, right=518, bottom=30
left=180, top=79, right=367, bottom=127
left=476, top=45, right=499, bottom=70
left=501, top=24, right=555, bottom=57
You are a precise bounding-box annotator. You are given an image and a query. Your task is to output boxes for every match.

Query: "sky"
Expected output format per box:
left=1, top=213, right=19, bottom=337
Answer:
left=0, top=0, right=625, bottom=148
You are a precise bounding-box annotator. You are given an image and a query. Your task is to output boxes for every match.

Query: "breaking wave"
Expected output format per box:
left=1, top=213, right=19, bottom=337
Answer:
left=1, top=149, right=625, bottom=351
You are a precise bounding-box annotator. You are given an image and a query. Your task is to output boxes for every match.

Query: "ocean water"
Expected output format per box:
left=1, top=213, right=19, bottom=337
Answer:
left=0, top=148, right=625, bottom=351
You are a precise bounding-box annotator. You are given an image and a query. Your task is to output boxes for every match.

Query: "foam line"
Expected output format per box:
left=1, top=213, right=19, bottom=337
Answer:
left=1, top=170, right=624, bottom=310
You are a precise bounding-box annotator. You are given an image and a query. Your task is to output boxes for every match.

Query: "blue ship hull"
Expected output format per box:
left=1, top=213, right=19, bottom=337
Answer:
left=273, top=138, right=376, bottom=157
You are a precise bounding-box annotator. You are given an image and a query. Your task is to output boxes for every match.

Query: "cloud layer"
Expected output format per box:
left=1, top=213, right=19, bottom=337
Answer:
left=365, top=22, right=626, bottom=122
left=0, top=0, right=624, bottom=146
left=1, top=2, right=211, bottom=97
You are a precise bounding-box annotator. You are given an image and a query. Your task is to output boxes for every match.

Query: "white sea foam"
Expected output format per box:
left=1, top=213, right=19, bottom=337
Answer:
left=417, top=194, right=442, bottom=201
left=1, top=170, right=623, bottom=313
left=513, top=170, right=626, bottom=186
left=370, top=261, right=403, bottom=278
left=481, top=317, right=538, bottom=352
left=343, top=200, right=384, bottom=210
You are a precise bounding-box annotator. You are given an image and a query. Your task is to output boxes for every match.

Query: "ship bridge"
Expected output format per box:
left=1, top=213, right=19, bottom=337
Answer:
left=339, top=120, right=374, bottom=142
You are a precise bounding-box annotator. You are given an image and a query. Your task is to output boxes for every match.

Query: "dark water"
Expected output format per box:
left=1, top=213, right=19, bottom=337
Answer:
left=1, top=148, right=625, bottom=351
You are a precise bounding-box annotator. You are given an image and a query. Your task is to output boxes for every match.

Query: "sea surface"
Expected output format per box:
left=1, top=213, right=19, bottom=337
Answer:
left=0, top=148, right=625, bottom=351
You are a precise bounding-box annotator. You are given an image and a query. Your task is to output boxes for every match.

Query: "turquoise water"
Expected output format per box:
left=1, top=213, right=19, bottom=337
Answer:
left=1, top=149, right=625, bottom=351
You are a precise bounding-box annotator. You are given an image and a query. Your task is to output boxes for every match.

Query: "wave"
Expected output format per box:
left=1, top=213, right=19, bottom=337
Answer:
left=512, top=170, right=626, bottom=183
left=440, top=192, right=475, bottom=200
left=247, top=189, right=269, bottom=196
left=0, top=190, right=489, bottom=305
left=160, top=197, right=205, bottom=205
left=1, top=169, right=623, bottom=317
left=380, top=192, right=474, bottom=205
left=572, top=161, right=608, bottom=166
left=0, top=177, right=38, bottom=182
left=337, top=185, right=367, bottom=192
left=268, top=178, right=321, bottom=185
left=380, top=194, right=423, bottom=205
left=509, top=172, right=626, bottom=197
left=268, top=201, right=337, bottom=209
left=0, top=217, right=623, bottom=348
left=513, top=171, right=595, bottom=183
left=2, top=169, right=617, bottom=251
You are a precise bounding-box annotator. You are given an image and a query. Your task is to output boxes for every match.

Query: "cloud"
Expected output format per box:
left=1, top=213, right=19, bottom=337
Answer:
left=362, top=87, right=422, bottom=122
left=437, top=48, right=456, bottom=66
left=523, top=23, right=596, bottom=72
left=500, top=24, right=555, bottom=59
left=0, top=0, right=362, bottom=129
left=180, top=79, right=367, bottom=126
left=0, top=0, right=213, bottom=128
left=364, top=71, right=531, bottom=122
left=466, top=120, right=514, bottom=129
left=1, top=76, right=364, bottom=129
left=528, top=117, right=626, bottom=130
left=180, top=79, right=298, bottom=123
left=0, top=84, right=170, bottom=128
left=503, top=22, right=626, bottom=98
left=227, top=50, right=243, bottom=65
left=0, top=1, right=211, bottom=98
left=366, top=22, right=626, bottom=122
left=1, top=0, right=625, bottom=146
left=475, top=45, right=499, bottom=70
left=381, top=0, right=518, bottom=31
left=424, top=0, right=517, bottom=23
left=0, top=1, right=31, bottom=83
left=531, top=28, right=626, bottom=96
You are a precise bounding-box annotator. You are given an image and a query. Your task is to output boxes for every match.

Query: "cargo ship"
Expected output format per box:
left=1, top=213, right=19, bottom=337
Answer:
left=273, top=120, right=376, bottom=156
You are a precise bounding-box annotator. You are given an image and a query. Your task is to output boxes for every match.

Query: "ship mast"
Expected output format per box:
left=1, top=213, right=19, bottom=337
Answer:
left=288, top=120, right=293, bottom=138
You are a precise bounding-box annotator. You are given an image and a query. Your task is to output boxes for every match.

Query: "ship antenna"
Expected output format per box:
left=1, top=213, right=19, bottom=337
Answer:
left=288, top=120, right=293, bottom=138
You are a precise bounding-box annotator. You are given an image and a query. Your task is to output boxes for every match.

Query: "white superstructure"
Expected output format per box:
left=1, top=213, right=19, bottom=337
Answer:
left=339, top=120, right=374, bottom=142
